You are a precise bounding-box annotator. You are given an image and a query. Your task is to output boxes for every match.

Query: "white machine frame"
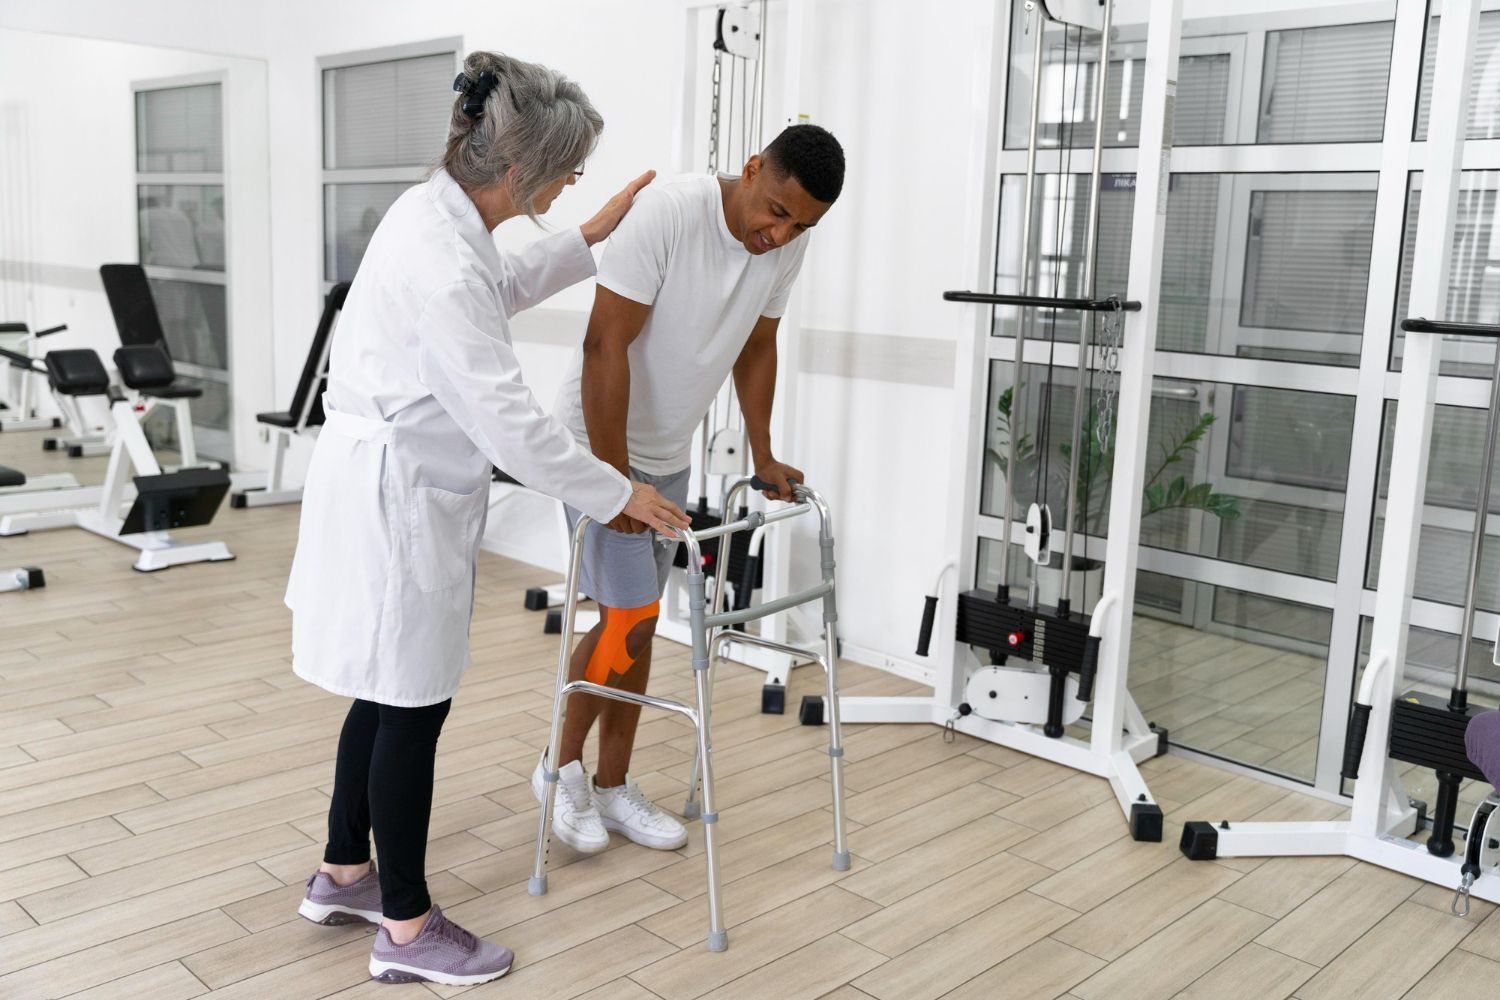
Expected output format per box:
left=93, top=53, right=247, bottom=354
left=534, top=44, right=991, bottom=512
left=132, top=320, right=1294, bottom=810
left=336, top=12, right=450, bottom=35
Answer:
left=837, top=0, right=1183, bottom=837
left=1179, top=0, right=1500, bottom=902
left=644, top=0, right=822, bottom=699
left=0, top=394, right=233, bottom=572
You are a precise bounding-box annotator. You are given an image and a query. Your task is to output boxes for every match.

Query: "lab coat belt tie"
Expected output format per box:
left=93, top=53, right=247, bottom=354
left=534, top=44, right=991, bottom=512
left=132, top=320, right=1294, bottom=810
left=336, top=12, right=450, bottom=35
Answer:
left=322, top=405, right=394, bottom=445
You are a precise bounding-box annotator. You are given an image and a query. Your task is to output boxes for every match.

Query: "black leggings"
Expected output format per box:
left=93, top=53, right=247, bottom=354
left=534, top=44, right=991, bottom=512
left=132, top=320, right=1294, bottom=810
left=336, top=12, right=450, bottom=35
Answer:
left=324, top=698, right=452, bottom=920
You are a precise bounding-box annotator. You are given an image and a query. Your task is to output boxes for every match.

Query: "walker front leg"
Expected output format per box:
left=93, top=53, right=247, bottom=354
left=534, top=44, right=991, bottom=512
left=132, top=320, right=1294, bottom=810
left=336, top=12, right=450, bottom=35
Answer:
left=531, top=516, right=590, bottom=896
left=819, top=532, right=850, bottom=871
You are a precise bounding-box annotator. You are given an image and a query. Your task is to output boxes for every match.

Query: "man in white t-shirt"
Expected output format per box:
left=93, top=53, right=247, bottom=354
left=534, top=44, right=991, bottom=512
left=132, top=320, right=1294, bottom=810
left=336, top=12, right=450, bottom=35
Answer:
left=532, top=125, right=845, bottom=853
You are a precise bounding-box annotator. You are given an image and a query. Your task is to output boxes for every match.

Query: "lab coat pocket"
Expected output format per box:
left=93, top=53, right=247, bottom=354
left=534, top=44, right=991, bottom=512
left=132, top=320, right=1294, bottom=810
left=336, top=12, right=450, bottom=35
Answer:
left=409, top=484, right=486, bottom=593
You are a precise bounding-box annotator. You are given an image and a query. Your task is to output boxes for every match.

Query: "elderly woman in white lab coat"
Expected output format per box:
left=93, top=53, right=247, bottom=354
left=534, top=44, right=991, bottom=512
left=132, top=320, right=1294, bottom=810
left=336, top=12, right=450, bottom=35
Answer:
left=285, top=51, right=688, bottom=987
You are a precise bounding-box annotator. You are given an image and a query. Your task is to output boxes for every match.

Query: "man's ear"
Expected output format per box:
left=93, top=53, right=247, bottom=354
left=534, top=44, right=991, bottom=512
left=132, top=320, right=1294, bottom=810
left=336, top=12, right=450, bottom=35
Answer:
left=743, top=154, right=762, bottom=182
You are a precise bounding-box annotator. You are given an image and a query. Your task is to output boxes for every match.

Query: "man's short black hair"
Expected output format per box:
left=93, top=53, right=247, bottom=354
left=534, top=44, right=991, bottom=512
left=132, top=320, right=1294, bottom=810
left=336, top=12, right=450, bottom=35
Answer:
left=763, top=124, right=844, bottom=203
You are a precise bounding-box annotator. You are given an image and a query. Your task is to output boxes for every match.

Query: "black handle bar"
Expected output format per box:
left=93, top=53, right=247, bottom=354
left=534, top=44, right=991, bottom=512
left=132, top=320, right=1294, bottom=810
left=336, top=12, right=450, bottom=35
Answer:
left=1400, top=318, right=1500, bottom=338
left=943, top=291, right=1142, bottom=313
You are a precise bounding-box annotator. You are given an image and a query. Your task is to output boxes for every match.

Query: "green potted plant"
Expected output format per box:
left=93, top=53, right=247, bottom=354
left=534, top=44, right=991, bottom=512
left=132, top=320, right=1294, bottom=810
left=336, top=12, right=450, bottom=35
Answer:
left=991, top=386, right=1241, bottom=608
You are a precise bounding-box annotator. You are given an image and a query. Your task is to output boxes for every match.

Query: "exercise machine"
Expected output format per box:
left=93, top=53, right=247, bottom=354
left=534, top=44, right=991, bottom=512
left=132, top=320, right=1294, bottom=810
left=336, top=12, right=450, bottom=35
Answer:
left=836, top=0, right=1177, bottom=841
left=99, top=263, right=211, bottom=468
left=231, top=283, right=349, bottom=508
left=531, top=475, right=846, bottom=952
left=0, top=465, right=44, bottom=593
left=0, top=346, right=234, bottom=571
left=1178, top=0, right=1498, bottom=908
left=0, top=321, right=66, bottom=432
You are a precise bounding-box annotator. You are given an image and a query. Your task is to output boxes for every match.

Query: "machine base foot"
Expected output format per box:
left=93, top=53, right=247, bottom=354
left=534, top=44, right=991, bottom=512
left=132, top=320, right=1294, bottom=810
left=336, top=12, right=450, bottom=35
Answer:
left=524, top=587, right=549, bottom=611
left=1130, top=802, right=1164, bottom=842
left=1179, top=820, right=1220, bottom=860
left=799, top=695, right=825, bottom=726
left=761, top=683, right=786, bottom=715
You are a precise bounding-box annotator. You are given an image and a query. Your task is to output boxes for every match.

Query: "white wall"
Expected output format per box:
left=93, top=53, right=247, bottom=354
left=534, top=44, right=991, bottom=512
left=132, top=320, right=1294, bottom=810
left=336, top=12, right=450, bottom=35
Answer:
left=0, top=0, right=994, bottom=678
left=0, top=29, right=271, bottom=461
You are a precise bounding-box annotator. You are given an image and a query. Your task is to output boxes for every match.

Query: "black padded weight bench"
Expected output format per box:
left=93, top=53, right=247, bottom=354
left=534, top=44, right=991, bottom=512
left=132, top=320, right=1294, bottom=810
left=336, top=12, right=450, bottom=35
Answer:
left=231, top=282, right=350, bottom=508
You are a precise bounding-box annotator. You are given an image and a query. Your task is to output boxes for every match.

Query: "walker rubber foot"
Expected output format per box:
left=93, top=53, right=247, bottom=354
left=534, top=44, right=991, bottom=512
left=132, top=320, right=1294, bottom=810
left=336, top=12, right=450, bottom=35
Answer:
left=706, top=931, right=728, bottom=952
left=761, top=683, right=785, bottom=715
left=799, top=695, right=825, bottom=726
left=832, top=851, right=850, bottom=871
left=683, top=800, right=702, bottom=820
left=1179, top=820, right=1219, bottom=860
left=524, top=587, right=549, bottom=611
left=528, top=876, right=547, bottom=896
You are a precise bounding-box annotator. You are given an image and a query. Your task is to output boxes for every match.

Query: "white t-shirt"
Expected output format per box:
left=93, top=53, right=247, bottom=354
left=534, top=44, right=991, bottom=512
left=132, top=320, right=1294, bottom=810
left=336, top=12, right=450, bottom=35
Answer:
left=554, top=174, right=808, bottom=475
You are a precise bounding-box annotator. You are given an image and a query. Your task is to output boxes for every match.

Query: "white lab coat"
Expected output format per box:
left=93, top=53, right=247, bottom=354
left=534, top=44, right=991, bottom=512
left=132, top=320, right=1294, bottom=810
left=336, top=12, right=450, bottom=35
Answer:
left=285, top=168, right=631, bottom=707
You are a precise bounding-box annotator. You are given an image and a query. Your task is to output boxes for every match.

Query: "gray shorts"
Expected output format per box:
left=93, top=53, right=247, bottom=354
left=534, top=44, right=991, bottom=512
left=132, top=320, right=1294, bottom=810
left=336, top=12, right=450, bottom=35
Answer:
left=564, top=466, right=692, bottom=608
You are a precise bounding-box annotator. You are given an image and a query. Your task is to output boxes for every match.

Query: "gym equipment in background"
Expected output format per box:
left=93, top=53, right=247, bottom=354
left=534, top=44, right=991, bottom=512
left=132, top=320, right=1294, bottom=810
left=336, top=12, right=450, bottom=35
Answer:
left=0, top=321, right=67, bottom=432
left=531, top=476, right=846, bottom=953
left=98, top=263, right=211, bottom=468
left=0, top=346, right=233, bottom=571
left=1177, top=0, right=1496, bottom=905
left=838, top=0, right=1174, bottom=842
left=0, top=465, right=44, bottom=593
left=231, top=283, right=349, bottom=508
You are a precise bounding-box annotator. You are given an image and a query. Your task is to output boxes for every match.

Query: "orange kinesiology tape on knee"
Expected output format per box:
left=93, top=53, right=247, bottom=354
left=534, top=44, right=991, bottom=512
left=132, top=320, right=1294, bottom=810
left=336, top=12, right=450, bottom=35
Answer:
left=584, top=602, right=659, bottom=685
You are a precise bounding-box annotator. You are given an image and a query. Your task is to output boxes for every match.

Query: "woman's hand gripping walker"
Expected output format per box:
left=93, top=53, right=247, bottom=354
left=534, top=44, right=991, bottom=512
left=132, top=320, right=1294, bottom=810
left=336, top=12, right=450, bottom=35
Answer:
left=530, top=475, right=848, bottom=953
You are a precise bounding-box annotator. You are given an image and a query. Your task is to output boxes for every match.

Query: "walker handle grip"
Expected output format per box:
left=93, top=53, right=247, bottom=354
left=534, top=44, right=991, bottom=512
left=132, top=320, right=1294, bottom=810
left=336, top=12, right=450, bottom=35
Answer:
left=750, top=475, right=800, bottom=495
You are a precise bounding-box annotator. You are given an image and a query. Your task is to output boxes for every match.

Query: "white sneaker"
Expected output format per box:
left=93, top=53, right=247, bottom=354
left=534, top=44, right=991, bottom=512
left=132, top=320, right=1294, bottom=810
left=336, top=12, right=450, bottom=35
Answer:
left=593, top=774, right=689, bottom=850
left=531, top=753, right=609, bottom=854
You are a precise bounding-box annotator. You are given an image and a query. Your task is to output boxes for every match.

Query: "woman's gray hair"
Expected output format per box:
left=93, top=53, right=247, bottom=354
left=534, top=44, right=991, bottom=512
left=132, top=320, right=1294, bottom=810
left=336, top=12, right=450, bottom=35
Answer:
left=442, top=51, right=603, bottom=222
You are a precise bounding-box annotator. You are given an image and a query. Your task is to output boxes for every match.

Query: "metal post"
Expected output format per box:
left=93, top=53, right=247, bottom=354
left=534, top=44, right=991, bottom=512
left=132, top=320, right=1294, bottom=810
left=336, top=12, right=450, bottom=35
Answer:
left=810, top=492, right=849, bottom=869
left=997, top=7, right=1049, bottom=597
left=1453, top=350, right=1500, bottom=703
left=687, top=559, right=727, bottom=952
left=1059, top=0, right=1114, bottom=610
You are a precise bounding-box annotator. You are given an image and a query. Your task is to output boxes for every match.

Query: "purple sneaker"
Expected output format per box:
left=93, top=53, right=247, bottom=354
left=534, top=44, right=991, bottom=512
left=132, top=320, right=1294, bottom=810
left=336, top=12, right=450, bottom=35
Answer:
left=298, top=865, right=382, bottom=926
left=368, top=904, right=514, bottom=986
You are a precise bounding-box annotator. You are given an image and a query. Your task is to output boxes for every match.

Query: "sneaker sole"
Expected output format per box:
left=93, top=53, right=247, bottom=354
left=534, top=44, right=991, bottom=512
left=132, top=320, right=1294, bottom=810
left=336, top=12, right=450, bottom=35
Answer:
left=369, top=956, right=512, bottom=986
left=601, top=816, right=688, bottom=851
left=299, top=898, right=381, bottom=926
left=531, top=770, right=610, bottom=854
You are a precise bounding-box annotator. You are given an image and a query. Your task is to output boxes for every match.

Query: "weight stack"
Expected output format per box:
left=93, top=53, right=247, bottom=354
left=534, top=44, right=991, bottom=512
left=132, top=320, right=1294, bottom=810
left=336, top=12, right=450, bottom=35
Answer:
left=670, top=508, right=763, bottom=589
left=1389, top=690, right=1488, bottom=782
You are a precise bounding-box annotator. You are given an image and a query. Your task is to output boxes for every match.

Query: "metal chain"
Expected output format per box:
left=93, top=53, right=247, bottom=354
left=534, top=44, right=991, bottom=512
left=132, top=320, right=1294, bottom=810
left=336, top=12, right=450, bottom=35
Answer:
left=1095, top=298, right=1124, bottom=451
left=707, top=49, right=722, bottom=174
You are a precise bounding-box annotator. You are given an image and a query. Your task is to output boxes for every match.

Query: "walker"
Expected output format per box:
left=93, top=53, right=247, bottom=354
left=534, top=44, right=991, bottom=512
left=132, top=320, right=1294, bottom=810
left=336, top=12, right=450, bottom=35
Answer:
left=530, top=476, right=848, bottom=952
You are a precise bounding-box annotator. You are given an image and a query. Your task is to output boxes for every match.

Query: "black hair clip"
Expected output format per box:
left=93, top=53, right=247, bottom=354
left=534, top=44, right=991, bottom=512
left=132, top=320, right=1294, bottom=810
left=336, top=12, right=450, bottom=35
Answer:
left=453, top=70, right=499, bottom=119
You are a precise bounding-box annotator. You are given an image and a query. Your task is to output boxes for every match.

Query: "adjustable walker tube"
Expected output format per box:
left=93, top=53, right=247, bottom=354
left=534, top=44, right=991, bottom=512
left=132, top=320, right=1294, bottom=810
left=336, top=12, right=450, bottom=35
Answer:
left=997, top=11, right=1050, bottom=600
left=1059, top=0, right=1114, bottom=613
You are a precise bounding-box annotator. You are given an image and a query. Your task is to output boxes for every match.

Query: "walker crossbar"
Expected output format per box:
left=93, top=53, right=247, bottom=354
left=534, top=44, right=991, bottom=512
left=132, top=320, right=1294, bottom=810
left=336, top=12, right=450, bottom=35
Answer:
left=531, top=478, right=848, bottom=953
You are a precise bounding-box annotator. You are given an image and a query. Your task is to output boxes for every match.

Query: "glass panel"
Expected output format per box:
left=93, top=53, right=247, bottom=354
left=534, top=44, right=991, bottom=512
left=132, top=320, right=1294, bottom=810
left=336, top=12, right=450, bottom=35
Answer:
left=976, top=538, right=1330, bottom=782
left=1391, top=171, right=1500, bottom=377
left=1240, top=190, right=1376, bottom=336
left=1256, top=21, right=1395, bottom=143
left=324, top=183, right=410, bottom=282
left=1369, top=399, right=1500, bottom=610
left=146, top=278, right=227, bottom=372
left=324, top=53, right=454, bottom=169
left=136, top=84, right=223, bottom=172
left=137, top=185, right=225, bottom=272
left=1002, top=2, right=1396, bottom=149
left=983, top=363, right=1351, bottom=581
left=993, top=172, right=1375, bottom=365
left=1415, top=9, right=1500, bottom=141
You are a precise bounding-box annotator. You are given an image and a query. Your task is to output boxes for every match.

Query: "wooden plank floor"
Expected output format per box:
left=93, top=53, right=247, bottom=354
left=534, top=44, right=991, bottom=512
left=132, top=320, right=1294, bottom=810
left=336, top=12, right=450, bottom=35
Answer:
left=3, top=431, right=1500, bottom=999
